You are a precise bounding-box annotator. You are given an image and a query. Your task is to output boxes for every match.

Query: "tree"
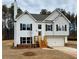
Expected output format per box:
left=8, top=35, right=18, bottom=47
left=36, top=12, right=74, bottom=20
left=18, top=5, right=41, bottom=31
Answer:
left=8, top=3, right=14, bottom=19
left=2, top=5, right=7, bottom=14
left=40, top=9, right=47, bottom=14
left=2, top=3, right=23, bottom=40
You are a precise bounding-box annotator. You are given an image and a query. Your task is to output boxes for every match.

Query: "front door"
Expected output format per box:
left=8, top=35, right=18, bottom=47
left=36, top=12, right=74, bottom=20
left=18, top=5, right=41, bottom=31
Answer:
left=38, top=31, right=41, bottom=36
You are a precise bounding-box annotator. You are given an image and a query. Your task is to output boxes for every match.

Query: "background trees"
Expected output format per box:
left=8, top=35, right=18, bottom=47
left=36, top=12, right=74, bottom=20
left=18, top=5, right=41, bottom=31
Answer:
left=2, top=3, right=23, bottom=40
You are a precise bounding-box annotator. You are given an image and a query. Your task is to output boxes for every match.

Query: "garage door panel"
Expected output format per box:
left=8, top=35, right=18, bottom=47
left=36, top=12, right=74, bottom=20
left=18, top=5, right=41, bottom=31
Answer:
left=47, top=36, right=64, bottom=46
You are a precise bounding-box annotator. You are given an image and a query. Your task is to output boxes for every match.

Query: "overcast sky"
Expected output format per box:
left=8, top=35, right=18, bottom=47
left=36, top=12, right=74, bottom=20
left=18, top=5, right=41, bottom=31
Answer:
left=2, top=0, right=77, bottom=14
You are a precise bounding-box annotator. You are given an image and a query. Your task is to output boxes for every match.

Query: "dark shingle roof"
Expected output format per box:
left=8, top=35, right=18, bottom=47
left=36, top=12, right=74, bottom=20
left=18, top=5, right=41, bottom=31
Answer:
left=31, top=14, right=49, bottom=21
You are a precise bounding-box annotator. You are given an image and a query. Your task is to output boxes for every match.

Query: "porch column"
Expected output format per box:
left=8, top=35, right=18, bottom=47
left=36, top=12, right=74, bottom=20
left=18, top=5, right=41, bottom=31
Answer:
left=65, top=36, right=68, bottom=43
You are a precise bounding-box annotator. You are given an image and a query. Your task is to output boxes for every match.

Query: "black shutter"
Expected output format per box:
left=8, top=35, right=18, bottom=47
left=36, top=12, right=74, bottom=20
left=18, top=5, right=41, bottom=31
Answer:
left=65, top=25, right=67, bottom=31
left=20, top=24, right=22, bottom=30
left=46, top=24, right=47, bottom=31
left=31, top=24, right=32, bottom=30
left=56, top=25, right=58, bottom=31
left=51, top=25, right=52, bottom=31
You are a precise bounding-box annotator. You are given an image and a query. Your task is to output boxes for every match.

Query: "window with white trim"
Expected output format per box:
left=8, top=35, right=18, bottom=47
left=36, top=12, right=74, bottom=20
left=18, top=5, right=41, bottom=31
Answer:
left=56, top=24, right=61, bottom=31
left=20, top=37, right=26, bottom=44
left=38, top=24, right=41, bottom=29
left=20, top=23, right=26, bottom=30
left=27, top=24, right=32, bottom=30
left=62, top=25, right=67, bottom=31
left=27, top=37, right=32, bottom=44
left=46, top=24, right=52, bottom=31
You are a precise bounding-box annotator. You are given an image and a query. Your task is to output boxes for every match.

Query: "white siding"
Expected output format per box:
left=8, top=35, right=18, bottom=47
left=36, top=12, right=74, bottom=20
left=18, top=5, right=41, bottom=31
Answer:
left=53, top=16, right=69, bottom=35
left=14, top=10, right=70, bottom=47
left=14, top=14, right=37, bottom=46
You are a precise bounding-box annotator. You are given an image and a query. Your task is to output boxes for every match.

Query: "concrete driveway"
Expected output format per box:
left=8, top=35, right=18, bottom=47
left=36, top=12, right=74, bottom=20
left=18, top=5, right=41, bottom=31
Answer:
left=53, top=47, right=77, bottom=57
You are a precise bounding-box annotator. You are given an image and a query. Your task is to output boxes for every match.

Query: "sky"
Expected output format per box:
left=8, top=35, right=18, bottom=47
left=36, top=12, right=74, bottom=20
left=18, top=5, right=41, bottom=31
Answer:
left=2, top=0, right=77, bottom=14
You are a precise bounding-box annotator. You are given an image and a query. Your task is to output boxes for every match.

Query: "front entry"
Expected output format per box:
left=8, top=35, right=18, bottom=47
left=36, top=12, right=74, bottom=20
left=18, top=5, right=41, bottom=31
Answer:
left=38, top=31, right=41, bottom=36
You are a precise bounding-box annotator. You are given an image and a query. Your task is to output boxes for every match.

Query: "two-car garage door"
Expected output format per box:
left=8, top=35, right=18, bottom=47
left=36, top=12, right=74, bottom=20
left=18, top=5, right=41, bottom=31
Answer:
left=47, top=36, right=64, bottom=47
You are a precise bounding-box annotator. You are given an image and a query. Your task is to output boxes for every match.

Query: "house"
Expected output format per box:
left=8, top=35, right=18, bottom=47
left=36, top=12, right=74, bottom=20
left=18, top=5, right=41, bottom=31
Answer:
left=14, top=0, right=71, bottom=47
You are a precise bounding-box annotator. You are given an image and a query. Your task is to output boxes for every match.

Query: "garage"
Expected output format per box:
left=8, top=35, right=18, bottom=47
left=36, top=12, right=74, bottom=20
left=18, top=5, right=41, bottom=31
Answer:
left=47, top=36, right=65, bottom=47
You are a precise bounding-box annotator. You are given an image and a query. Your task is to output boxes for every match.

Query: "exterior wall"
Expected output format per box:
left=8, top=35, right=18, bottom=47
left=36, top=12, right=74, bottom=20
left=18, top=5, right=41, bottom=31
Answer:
left=43, top=11, right=69, bottom=36
left=14, top=14, right=37, bottom=47
left=53, top=16, right=69, bottom=36
left=14, top=11, right=70, bottom=47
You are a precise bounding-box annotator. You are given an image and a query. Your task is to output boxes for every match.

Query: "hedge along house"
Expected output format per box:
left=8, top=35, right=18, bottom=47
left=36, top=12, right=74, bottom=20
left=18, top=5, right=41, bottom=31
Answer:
left=14, top=0, right=71, bottom=48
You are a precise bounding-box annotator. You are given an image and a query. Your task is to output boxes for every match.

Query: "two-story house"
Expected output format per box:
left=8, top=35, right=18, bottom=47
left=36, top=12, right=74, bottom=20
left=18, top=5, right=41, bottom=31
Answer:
left=14, top=0, right=71, bottom=47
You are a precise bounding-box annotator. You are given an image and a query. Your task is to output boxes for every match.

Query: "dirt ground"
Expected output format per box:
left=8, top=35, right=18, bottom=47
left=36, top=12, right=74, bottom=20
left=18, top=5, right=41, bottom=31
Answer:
left=65, top=41, right=77, bottom=48
left=2, top=40, right=76, bottom=59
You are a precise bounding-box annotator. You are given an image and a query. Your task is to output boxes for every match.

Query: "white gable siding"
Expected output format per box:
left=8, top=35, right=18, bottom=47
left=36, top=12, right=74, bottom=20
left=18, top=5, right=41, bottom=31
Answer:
left=53, top=16, right=69, bottom=35
left=44, top=11, right=59, bottom=21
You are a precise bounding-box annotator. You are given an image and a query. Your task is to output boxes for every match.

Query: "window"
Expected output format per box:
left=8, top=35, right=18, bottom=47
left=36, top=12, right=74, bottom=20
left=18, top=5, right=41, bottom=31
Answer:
left=56, top=24, right=61, bottom=31
left=20, top=37, right=26, bottom=44
left=46, top=24, right=52, bottom=31
left=27, top=37, right=32, bottom=44
left=27, top=24, right=32, bottom=30
left=20, top=23, right=26, bottom=30
left=62, top=25, right=65, bottom=31
left=65, top=25, right=67, bottom=31
left=59, top=26, right=61, bottom=31
left=38, top=24, right=41, bottom=29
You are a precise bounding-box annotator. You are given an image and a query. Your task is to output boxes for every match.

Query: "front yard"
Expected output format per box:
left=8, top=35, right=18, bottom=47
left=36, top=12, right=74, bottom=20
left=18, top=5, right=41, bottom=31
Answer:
left=2, top=40, right=76, bottom=59
left=65, top=41, right=77, bottom=48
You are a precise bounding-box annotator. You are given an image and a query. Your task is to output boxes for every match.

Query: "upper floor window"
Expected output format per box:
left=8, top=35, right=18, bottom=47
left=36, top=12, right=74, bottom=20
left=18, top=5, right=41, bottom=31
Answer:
left=56, top=24, right=67, bottom=31
left=46, top=24, right=52, bottom=31
left=56, top=24, right=61, bottom=31
left=62, top=25, right=65, bottom=31
left=20, top=23, right=26, bottom=30
left=38, top=24, right=41, bottom=29
left=27, top=24, right=32, bottom=30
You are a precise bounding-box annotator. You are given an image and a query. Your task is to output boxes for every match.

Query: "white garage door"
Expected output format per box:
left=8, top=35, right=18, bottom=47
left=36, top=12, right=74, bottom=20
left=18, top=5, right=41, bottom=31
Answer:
left=47, top=36, right=64, bottom=47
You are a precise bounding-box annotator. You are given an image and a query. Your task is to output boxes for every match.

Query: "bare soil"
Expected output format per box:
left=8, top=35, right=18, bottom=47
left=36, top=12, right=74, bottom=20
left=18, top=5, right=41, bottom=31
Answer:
left=2, top=40, right=76, bottom=59
left=65, top=41, right=77, bottom=48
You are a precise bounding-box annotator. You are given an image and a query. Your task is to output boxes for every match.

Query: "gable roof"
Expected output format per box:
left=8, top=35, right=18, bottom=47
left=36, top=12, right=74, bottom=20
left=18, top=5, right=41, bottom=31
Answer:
left=42, top=9, right=71, bottom=23
left=16, top=10, right=37, bottom=22
left=56, top=10, right=71, bottom=23
left=16, top=9, right=71, bottom=23
left=31, top=14, right=49, bottom=21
